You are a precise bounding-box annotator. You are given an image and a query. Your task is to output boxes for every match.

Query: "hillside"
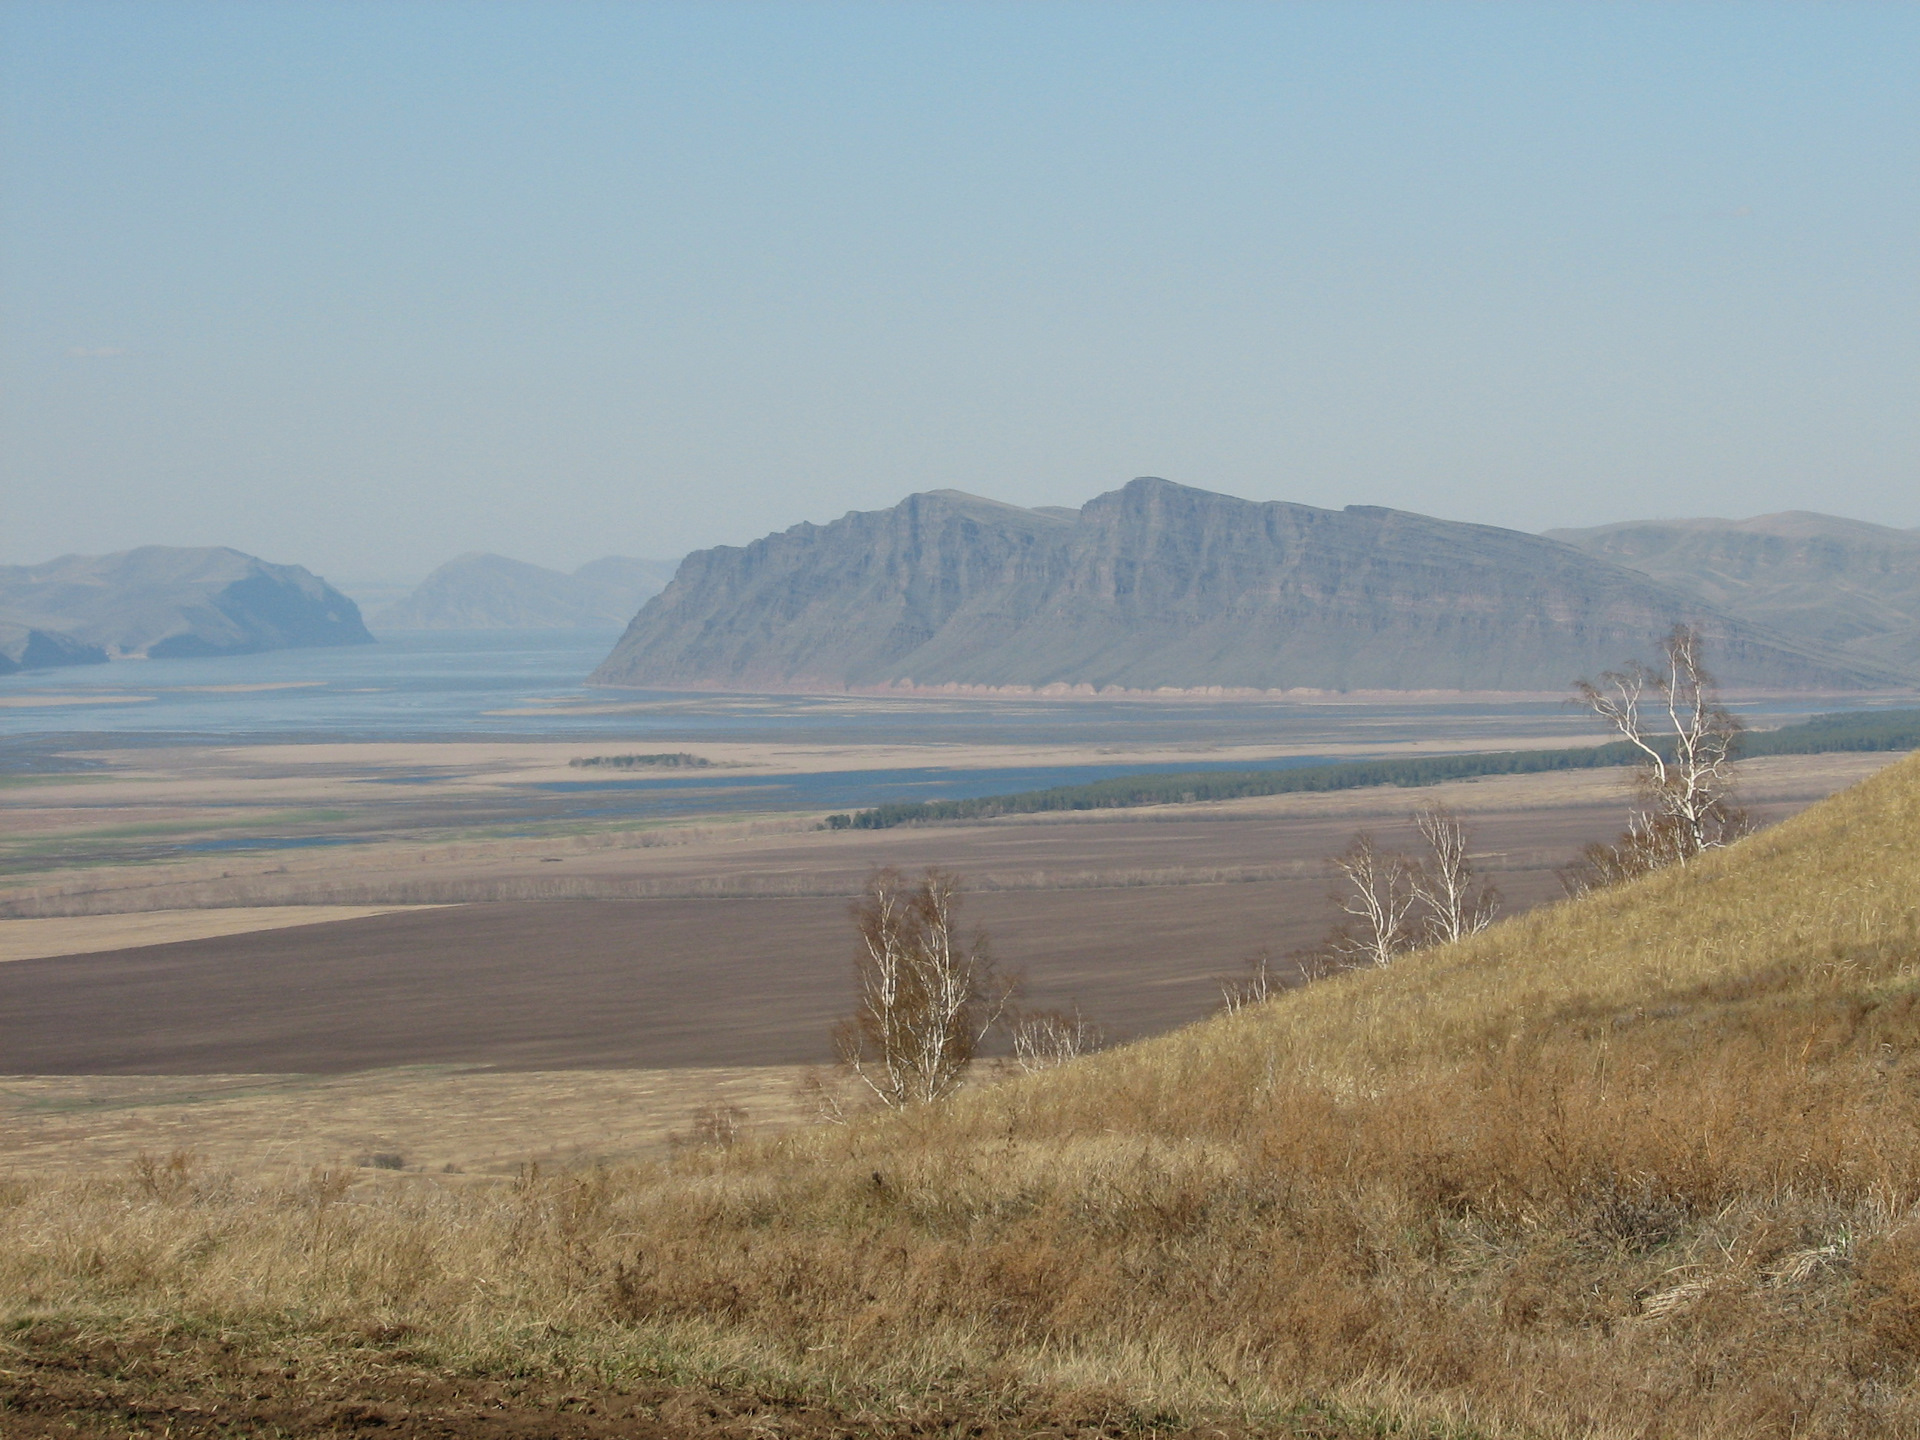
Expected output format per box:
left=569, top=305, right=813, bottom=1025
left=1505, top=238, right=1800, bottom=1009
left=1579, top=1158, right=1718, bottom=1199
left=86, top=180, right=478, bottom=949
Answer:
left=6, top=754, right=1920, bottom=1437
left=0, top=624, right=107, bottom=675
left=592, top=478, right=1891, bottom=694
left=373, top=552, right=676, bottom=630
left=0, top=546, right=371, bottom=663
left=1548, top=511, right=1920, bottom=682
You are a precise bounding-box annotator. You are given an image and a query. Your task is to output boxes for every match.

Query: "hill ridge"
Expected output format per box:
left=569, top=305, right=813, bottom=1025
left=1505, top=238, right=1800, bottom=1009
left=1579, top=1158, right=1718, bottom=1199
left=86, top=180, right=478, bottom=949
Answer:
left=0, top=545, right=370, bottom=667
left=1548, top=509, right=1920, bottom=678
left=374, top=552, right=677, bottom=631
left=592, top=476, right=1895, bottom=693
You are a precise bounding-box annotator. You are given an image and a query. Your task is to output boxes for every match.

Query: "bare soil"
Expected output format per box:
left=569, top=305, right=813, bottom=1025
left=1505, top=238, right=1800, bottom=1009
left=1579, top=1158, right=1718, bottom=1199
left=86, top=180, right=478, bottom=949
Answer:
left=0, top=904, right=443, bottom=963
left=0, top=1324, right=1377, bottom=1439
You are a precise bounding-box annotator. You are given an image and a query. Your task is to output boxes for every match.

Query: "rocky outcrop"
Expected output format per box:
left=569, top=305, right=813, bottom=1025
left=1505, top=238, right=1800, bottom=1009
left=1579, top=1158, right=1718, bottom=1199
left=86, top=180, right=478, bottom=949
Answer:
left=373, top=554, right=677, bottom=631
left=1546, top=512, right=1920, bottom=683
left=591, top=478, right=1893, bottom=695
left=0, top=547, right=372, bottom=662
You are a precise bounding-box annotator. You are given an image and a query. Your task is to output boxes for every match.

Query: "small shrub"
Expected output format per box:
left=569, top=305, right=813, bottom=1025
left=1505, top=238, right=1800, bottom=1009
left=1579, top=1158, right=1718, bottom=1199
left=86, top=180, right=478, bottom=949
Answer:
left=1010, top=1009, right=1105, bottom=1072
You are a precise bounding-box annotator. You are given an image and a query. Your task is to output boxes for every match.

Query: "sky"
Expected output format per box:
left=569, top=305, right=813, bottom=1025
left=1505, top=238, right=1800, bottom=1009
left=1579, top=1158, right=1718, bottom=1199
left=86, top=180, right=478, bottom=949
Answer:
left=4, top=1, right=1917, bottom=587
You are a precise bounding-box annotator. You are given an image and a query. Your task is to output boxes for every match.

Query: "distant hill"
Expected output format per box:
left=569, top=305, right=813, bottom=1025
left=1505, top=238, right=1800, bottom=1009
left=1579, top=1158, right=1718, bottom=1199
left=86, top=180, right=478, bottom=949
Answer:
left=373, top=554, right=678, bottom=631
left=0, top=624, right=108, bottom=676
left=591, top=477, right=1893, bottom=695
left=0, top=546, right=371, bottom=669
left=1545, top=512, right=1920, bottom=682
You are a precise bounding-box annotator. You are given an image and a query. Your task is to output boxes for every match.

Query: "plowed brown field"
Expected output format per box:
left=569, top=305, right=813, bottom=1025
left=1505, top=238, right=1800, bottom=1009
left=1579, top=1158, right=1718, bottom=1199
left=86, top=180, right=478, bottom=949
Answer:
left=0, top=753, right=1887, bottom=1075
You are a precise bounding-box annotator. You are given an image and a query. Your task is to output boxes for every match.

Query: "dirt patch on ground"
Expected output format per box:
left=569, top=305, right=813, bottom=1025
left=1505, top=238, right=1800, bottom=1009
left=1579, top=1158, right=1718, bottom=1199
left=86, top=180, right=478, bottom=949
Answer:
left=0, top=1325, right=1366, bottom=1438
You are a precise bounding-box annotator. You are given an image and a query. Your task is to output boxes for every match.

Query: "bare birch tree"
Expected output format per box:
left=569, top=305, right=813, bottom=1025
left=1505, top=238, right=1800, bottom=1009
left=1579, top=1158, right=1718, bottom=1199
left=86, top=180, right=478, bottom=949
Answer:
left=1328, top=833, right=1420, bottom=967
left=1325, top=807, right=1499, bottom=965
left=1409, top=802, right=1500, bottom=944
left=835, top=867, right=1014, bottom=1108
left=1571, top=624, right=1748, bottom=877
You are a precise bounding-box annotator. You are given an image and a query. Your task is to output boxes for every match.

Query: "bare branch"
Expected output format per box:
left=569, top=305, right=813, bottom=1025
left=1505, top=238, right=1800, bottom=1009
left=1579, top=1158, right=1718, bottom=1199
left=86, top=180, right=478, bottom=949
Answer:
left=1408, top=803, right=1500, bottom=944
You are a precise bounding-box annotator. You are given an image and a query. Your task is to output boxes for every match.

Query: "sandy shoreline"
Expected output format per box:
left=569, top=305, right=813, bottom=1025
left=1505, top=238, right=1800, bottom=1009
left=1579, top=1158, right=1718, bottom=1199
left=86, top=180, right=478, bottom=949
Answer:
left=160, top=730, right=1612, bottom=780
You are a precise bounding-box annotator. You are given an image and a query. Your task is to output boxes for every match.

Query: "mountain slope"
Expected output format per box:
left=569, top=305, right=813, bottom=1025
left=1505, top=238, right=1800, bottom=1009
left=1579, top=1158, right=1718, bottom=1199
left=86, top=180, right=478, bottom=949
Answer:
left=0, top=547, right=371, bottom=661
left=374, top=553, right=677, bottom=630
left=0, top=624, right=108, bottom=675
left=1546, top=511, right=1920, bottom=681
left=592, top=478, right=1889, bottom=693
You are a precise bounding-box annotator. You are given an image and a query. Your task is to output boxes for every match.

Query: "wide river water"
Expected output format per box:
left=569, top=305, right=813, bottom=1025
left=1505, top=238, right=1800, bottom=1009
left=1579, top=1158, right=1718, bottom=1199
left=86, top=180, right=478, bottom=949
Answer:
left=0, top=632, right=1877, bottom=821
left=0, top=630, right=1611, bottom=746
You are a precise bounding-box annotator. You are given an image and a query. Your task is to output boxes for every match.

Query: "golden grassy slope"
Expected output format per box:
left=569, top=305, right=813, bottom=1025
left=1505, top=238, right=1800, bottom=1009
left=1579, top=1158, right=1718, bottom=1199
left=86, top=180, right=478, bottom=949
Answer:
left=6, top=753, right=1920, bottom=1438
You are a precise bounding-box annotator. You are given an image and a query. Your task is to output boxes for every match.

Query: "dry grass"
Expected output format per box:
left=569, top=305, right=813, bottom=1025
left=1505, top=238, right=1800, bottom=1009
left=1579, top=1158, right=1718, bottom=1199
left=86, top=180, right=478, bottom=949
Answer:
left=0, top=861, right=1313, bottom=917
left=0, top=815, right=826, bottom=919
left=6, top=753, right=1920, bottom=1436
left=0, top=1067, right=814, bottom=1177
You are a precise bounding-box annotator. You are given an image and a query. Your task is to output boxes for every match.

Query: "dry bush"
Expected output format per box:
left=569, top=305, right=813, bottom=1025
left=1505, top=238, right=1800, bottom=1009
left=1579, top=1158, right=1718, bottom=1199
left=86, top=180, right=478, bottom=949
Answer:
left=1217, top=952, right=1284, bottom=1012
left=1009, top=1008, right=1105, bottom=1072
left=6, top=754, right=1920, bottom=1438
left=675, top=1102, right=749, bottom=1151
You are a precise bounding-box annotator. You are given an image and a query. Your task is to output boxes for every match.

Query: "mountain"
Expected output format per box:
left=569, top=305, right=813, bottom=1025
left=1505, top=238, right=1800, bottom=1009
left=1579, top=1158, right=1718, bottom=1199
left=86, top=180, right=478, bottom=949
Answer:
left=0, top=546, right=371, bottom=666
left=0, top=624, right=108, bottom=676
left=591, top=478, right=1893, bottom=695
left=1545, top=512, right=1920, bottom=682
left=373, top=554, right=678, bottom=631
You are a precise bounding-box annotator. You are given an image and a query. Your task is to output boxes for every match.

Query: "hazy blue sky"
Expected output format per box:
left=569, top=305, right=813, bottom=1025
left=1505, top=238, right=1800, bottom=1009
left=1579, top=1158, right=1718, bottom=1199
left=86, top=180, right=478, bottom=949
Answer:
left=5, top=1, right=1916, bottom=585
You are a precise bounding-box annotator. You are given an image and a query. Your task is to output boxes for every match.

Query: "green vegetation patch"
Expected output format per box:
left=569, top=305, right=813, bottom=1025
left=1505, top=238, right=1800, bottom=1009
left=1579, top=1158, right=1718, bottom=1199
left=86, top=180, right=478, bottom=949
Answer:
left=1739, top=707, right=1920, bottom=755
left=570, top=752, right=713, bottom=769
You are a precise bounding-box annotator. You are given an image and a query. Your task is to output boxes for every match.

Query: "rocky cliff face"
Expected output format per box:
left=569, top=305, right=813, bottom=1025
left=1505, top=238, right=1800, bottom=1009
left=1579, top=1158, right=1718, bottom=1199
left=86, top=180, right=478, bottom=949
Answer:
left=591, top=478, right=1890, bottom=694
left=0, top=546, right=372, bottom=664
left=1546, top=512, right=1920, bottom=683
left=595, top=492, right=1073, bottom=689
left=373, top=554, right=676, bottom=631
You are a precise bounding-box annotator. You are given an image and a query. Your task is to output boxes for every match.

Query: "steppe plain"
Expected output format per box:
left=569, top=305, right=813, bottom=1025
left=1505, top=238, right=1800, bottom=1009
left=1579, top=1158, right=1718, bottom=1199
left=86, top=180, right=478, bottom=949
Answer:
left=0, top=702, right=1900, bottom=1182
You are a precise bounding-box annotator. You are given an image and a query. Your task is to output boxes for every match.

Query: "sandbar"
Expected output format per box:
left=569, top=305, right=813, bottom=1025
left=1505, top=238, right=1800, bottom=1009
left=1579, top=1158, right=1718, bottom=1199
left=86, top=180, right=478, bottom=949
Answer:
left=0, top=693, right=152, bottom=708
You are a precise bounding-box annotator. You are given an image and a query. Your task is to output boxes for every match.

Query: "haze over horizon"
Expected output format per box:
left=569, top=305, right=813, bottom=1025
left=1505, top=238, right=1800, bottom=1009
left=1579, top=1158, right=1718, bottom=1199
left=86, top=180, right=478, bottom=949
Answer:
left=5, top=1, right=1916, bottom=583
